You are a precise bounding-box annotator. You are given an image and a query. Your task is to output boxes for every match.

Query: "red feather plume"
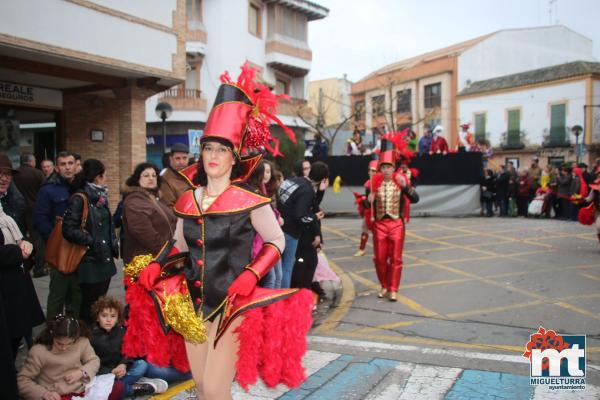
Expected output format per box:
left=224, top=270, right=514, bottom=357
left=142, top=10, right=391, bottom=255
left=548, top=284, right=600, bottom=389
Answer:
left=220, top=64, right=296, bottom=157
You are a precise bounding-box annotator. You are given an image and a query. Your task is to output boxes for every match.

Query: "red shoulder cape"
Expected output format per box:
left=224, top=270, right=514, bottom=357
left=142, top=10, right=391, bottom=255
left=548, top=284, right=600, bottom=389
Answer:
left=173, top=185, right=271, bottom=218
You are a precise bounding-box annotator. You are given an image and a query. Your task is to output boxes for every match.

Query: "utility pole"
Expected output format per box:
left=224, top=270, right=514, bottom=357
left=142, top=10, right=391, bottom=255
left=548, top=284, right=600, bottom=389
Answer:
left=548, top=0, right=557, bottom=25
left=317, top=87, right=324, bottom=132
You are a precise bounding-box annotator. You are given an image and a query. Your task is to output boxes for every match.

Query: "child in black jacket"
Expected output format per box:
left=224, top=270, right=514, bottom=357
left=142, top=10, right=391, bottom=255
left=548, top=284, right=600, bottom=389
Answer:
left=90, top=296, right=167, bottom=398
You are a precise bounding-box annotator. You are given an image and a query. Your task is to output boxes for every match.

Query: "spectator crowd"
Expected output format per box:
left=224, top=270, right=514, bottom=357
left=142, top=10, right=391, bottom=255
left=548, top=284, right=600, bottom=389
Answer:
left=479, top=157, right=600, bottom=219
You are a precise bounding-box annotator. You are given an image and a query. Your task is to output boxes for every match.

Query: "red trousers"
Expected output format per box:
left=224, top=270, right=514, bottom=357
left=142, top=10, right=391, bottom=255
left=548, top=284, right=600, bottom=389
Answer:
left=372, top=218, right=405, bottom=292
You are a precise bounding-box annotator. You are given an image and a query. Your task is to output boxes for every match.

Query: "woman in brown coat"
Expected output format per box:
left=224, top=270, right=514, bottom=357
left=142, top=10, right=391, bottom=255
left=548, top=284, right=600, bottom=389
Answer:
left=121, top=163, right=176, bottom=264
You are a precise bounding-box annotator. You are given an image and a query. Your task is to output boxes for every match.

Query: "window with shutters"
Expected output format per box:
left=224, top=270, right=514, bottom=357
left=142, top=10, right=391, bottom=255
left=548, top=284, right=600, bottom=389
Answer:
left=248, top=1, right=261, bottom=37
left=396, top=89, right=411, bottom=113
left=354, top=100, right=365, bottom=122
left=267, top=4, right=307, bottom=41
left=372, top=95, right=385, bottom=117
left=187, top=0, right=202, bottom=29
left=424, top=83, right=441, bottom=108
left=549, top=103, right=567, bottom=145
left=474, top=113, right=486, bottom=141
left=507, top=109, right=521, bottom=147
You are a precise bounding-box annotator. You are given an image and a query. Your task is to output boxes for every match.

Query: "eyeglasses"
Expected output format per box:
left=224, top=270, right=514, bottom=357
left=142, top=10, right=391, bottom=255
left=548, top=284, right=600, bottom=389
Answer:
left=202, top=144, right=231, bottom=155
left=0, top=171, right=11, bottom=180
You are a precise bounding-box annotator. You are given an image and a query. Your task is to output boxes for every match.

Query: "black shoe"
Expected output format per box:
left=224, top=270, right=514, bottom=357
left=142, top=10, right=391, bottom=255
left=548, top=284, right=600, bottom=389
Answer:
left=131, top=383, right=156, bottom=396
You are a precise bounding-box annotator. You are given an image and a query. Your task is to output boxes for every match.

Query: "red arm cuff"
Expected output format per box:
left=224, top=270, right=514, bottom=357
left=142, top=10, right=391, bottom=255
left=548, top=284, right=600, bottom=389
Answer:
left=244, top=243, right=281, bottom=280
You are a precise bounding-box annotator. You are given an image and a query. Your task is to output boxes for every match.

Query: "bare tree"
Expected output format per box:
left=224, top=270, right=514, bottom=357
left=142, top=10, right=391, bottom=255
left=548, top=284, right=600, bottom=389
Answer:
left=294, top=88, right=356, bottom=155
left=355, top=74, right=439, bottom=142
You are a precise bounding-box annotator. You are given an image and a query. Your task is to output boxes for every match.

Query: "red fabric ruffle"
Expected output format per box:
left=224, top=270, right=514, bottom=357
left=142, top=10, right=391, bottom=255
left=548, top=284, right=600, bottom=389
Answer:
left=578, top=204, right=596, bottom=226
left=235, top=289, right=313, bottom=391
left=121, top=277, right=190, bottom=373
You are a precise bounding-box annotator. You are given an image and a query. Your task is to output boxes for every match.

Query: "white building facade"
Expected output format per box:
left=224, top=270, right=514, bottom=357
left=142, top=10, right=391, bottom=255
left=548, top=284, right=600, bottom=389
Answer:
left=352, top=25, right=596, bottom=152
left=0, top=0, right=186, bottom=204
left=145, top=0, right=328, bottom=164
left=458, top=62, right=600, bottom=169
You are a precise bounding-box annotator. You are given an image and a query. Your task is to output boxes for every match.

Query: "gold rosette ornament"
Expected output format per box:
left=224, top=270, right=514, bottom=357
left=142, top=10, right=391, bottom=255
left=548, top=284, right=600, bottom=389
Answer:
left=123, top=254, right=154, bottom=280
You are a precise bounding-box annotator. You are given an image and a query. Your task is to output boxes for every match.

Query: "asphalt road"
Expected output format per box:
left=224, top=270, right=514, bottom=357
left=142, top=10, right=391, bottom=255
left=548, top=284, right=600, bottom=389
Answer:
left=311, top=216, right=600, bottom=385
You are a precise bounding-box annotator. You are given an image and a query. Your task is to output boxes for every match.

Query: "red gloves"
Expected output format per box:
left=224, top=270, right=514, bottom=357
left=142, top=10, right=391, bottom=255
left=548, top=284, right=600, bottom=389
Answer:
left=138, top=262, right=161, bottom=291
left=227, top=270, right=258, bottom=297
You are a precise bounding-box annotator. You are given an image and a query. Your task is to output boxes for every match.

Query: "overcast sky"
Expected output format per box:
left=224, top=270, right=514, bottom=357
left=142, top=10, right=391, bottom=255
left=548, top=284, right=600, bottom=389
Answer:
left=308, top=0, right=600, bottom=82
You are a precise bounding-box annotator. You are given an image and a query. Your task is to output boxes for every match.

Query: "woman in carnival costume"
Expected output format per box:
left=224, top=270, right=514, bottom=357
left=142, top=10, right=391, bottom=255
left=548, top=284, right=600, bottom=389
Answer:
left=122, top=65, right=314, bottom=399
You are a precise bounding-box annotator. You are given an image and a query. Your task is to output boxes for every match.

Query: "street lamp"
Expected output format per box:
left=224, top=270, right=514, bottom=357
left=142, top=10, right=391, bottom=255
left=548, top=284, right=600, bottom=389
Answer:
left=155, top=102, right=173, bottom=156
left=571, top=125, right=583, bottom=165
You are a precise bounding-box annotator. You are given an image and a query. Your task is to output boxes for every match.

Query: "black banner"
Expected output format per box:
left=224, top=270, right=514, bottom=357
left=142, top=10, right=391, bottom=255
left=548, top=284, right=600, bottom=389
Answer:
left=308, top=153, right=483, bottom=186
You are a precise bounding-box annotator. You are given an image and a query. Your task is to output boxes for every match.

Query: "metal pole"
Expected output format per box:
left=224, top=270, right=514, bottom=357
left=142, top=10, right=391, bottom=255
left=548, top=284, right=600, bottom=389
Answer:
left=161, top=115, right=167, bottom=156
left=575, top=133, right=580, bottom=165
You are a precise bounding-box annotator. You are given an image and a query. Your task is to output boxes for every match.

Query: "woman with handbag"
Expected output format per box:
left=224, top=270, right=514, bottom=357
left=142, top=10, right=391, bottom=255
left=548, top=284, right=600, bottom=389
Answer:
left=120, top=163, right=176, bottom=264
left=62, top=159, right=117, bottom=325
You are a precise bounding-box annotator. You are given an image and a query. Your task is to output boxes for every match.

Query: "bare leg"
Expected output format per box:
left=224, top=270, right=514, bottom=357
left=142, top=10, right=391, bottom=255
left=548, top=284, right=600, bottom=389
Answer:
left=186, top=314, right=245, bottom=400
left=184, top=321, right=213, bottom=399
left=203, top=314, right=244, bottom=399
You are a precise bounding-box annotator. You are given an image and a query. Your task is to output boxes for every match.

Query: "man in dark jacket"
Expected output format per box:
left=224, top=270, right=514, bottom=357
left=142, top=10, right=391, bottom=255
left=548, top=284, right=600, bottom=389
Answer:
left=290, top=162, right=329, bottom=289
left=159, top=143, right=193, bottom=208
left=33, top=151, right=76, bottom=241
left=33, top=151, right=80, bottom=319
left=13, top=153, right=46, bottom=276
left=278, top=161, right=328, bottom=288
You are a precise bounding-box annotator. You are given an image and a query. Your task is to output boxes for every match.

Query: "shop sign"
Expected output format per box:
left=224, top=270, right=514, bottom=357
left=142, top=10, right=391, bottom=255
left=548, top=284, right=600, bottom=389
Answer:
left=0, top=81, right=62, bottom=108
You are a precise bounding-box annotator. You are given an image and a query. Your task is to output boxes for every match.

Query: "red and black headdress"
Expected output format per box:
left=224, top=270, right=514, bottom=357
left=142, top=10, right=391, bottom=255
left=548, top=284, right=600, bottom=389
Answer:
left=189, top=64, right=296, bottom=181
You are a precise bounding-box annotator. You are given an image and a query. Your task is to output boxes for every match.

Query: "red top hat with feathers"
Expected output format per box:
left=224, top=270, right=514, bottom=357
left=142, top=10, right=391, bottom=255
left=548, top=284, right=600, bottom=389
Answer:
left=200, top=64, right=296, bottom=179
left=376, top=129, right=414, bottom=168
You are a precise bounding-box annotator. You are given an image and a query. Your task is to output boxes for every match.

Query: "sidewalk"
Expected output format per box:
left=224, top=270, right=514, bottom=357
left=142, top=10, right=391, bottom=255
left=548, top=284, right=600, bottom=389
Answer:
left=158, top=335, right=600, bottom=400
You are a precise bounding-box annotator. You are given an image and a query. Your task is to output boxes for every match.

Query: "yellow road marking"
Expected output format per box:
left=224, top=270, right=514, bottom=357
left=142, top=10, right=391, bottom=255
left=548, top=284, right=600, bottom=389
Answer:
left=406, top=231, right=499, bottom=257
left=409, top=255, right=600, bottom=321
left=348, top=272, right=443, bottom=318
left=428, top=223, right=555, bottom=249
left=447, top=300, right=545, bottom=319
left=579, top=272, right=600, bottom=282
left=402, top=278, right=473, bottom=289
left=438, top=249, right=550, bottom=264
left=355, top=320, right=425, bottom=333
left=152, top=379, right=195, bottom=399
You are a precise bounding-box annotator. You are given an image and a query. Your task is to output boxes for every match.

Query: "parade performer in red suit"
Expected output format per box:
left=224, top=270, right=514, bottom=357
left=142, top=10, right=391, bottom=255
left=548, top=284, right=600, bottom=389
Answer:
left=430, top=125, right=449, bottom=154
left=122, top=64, right=313, bottom=399
left=353, top=160, right=379, bottom=257
left=369, top=133, right=419, bottom=301
left=578, top=175, right=600, bottom=245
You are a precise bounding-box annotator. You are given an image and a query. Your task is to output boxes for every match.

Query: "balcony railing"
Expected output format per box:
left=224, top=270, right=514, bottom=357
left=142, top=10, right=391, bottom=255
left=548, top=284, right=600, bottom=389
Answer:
left=278, top=97, right=308, bottom=116
left=159, top=89, right=202, bottom=99
left=500, top=130, right=525, bottom=150
left=542, top=128, right=571, bottom=148
left=158, top=88, right=206, bottom=111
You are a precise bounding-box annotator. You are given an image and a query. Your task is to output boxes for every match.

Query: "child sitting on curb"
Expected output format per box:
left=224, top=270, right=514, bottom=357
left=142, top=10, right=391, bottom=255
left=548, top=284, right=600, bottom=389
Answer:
left=89, top=296, right=167, bottom=398
left=17, top=315, right=100, bottom=400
